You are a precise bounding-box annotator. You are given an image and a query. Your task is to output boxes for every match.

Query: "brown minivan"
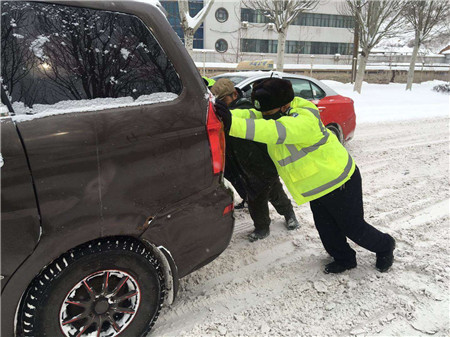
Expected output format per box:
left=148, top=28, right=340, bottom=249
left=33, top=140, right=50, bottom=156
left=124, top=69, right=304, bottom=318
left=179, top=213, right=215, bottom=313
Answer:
left=1, top=1, right=234, bottom=336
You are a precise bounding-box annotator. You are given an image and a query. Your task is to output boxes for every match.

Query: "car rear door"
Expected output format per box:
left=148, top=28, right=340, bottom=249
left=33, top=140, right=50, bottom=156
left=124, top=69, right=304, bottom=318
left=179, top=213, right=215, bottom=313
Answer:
left=0, top=108, right=40, bottom=288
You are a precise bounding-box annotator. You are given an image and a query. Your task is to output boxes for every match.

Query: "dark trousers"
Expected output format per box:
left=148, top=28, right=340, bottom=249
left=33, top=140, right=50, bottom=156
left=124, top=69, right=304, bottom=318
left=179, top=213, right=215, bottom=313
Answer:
left=248, top=178, right=293, bottom=231
left=224, top=160, right=247, bottom=201
left=309, top=166, right=391, bottom=265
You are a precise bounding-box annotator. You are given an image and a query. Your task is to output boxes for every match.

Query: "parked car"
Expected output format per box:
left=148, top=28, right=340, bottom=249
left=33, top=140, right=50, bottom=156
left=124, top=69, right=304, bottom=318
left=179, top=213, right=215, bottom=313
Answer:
left=1, top=1, right=233, bottom=336
left=213, top=71, right=356, bottom=143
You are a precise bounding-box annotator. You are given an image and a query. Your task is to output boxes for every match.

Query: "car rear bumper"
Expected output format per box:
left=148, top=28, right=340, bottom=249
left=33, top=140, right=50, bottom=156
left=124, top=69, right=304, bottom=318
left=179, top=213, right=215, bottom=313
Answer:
left=140, top=179, right=234, bottom=279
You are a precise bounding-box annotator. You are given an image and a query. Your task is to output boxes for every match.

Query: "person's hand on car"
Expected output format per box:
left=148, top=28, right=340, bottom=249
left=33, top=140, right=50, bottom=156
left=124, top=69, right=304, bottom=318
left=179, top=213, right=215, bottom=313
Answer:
left=214, top=99, right=232, bottom=132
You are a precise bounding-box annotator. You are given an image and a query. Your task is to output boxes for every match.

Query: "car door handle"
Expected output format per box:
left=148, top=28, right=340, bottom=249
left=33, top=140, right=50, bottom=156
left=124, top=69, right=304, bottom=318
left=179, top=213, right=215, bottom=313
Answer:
left=318, top=106, right=326, bottom=112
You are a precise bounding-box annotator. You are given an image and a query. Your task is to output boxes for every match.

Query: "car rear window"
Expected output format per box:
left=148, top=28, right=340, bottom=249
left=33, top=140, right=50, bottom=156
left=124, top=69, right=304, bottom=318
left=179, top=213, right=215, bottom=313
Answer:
left=1, top=1, right=182, bottom=116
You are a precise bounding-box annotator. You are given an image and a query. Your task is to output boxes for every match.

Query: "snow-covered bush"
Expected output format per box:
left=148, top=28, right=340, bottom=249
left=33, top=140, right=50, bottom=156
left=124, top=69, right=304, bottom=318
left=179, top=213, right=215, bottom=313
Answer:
left=432, top=83, right=450, bottom=94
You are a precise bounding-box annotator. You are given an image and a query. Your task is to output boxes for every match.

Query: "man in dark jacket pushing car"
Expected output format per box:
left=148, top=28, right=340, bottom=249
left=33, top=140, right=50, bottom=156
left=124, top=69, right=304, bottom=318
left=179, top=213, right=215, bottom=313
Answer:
left=211, top=78, right=299, bottom=242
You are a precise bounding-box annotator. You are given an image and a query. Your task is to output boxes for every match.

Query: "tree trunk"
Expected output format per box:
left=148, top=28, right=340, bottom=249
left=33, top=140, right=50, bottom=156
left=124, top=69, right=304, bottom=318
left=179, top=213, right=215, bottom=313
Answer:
left=184, top=29, right=194, bottom=57
left=353, top=52, right=368, bottom=93
left=406, top=34, right=420, bottom=91
left=276, top=30, right=287, bottom=72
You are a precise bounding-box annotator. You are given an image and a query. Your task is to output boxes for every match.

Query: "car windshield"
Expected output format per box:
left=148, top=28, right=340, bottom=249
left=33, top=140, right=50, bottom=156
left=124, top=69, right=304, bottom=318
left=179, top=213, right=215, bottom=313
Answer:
left=212, top=76, right=248, bottom=85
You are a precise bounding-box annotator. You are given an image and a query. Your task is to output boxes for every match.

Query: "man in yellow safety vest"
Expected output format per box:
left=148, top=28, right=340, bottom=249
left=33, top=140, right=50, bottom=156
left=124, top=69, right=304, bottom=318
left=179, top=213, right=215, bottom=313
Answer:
left=214, top=78, right=396, bottom=273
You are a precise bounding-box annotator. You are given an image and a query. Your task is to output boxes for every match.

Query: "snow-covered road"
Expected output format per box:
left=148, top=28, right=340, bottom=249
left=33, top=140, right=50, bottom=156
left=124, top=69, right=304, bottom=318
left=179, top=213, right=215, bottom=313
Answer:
left=150, top=81, right=449, bottom=336
left=151, top=114, right=449, bottom=337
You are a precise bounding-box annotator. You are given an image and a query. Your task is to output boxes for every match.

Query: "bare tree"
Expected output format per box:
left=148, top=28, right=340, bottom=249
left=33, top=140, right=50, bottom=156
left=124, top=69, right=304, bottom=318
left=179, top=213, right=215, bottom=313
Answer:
left=35, top=5, right=179, bottom=101
left=403, top=0, right=450, bottom=90
left=243, top=0, right=318, bottom=71
left=1, top=2, right=35, bottom=97
left=341, top=0, right=405, bottom=93
left=178, top=0, right=215, bottom=57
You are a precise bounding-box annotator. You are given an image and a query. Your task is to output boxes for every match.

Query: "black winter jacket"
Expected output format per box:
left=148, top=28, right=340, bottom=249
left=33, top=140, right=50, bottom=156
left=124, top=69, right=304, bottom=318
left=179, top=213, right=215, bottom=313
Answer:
left=225, top=97, right=279, bottom=198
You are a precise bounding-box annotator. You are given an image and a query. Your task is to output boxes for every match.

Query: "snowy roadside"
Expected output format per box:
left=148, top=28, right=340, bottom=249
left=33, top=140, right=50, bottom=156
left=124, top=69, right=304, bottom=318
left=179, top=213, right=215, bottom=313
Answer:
left=150, top=83, right=450, bottom=337
left=322, top=80, right=449, bottom=123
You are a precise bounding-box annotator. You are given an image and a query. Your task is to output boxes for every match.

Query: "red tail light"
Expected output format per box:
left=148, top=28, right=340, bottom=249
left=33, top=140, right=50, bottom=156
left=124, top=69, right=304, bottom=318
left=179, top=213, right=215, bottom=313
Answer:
left=223, top=203, right=234, bottom=216
left=206, top=99, right=225, bottom=175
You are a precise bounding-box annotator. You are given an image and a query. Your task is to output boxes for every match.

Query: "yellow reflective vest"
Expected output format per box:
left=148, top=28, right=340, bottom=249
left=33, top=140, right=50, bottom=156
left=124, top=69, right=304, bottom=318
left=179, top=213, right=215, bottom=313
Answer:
left=229, top=97, right=356, bottom=205
left=202, top=76, right=216, bottom=87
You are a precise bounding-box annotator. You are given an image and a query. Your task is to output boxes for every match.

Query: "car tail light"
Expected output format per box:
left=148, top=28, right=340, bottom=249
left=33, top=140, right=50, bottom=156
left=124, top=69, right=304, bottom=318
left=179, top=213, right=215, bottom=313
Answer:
left=206, top=99, right=225, bottom=175
left=223, top=203, right=234, bottom=216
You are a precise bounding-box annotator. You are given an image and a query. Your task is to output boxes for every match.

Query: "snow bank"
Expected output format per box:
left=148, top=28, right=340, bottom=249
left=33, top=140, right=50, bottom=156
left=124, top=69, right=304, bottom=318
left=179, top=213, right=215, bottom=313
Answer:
left=322, top=80, right=450, bottom=123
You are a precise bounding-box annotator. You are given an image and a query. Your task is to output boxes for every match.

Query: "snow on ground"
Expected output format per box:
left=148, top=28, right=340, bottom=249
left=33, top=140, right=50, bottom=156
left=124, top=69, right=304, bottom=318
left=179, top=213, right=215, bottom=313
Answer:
left=322, top=80, right=450, bottom=123
left=150, top=82, right=449, bottom=337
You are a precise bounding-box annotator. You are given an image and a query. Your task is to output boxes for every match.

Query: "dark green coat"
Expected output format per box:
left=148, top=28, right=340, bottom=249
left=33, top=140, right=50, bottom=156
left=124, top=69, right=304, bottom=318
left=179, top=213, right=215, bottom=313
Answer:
left=225, top=98, right=279, bottom=198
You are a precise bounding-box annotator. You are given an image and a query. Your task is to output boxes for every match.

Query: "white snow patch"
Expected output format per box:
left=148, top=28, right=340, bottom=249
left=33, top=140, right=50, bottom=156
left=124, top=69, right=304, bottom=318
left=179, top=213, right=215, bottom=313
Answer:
left=12, top=93, right=178, bottom=122
left=30, top=35, right=50, bottom=60
left=321, top=80, right=450, bottom=123
left=120, top=48, right=130, bottom=60
left=109, top=76, right=118, bottom=85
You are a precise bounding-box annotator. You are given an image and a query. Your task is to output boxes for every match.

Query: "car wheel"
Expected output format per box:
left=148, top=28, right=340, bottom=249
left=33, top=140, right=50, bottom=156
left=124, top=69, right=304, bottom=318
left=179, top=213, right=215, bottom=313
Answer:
left=327, top=125, right=343, bottom=144
left=17, top=237, right=165, bottom=337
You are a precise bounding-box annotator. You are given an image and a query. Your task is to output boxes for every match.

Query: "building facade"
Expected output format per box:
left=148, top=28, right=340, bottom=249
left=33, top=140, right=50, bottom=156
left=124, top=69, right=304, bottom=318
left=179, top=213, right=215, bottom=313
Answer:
left=160, top=1, right=449, bottom=67
left=201, top=1, right=355, bottom=63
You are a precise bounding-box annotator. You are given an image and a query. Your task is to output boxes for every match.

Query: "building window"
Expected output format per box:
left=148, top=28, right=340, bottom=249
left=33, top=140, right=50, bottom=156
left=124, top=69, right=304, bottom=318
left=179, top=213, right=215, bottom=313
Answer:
left=241, top=39, right=278, bottom=53
left=241, top=8, right=271, bottom=24
left=215, top=39, right=228, bottom=53
left=292, top=12, right=353, bottom=28
left=242, top=38, right=352, bottom=55
left=215, top=7, right=228, bottom=23
left=241, top=9, right=354, bottom=29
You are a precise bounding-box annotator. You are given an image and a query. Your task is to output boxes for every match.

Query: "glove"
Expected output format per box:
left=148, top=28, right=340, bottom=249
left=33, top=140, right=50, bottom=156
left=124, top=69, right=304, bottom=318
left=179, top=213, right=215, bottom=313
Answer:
left=214, top=99, right=232, bottom=132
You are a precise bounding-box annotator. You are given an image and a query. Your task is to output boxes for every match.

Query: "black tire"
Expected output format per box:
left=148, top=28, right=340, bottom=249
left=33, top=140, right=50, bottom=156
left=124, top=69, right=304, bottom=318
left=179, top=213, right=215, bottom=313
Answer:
left=327, top=125, right=343, bottom=144
left=17, top=237, right=165, bottom=337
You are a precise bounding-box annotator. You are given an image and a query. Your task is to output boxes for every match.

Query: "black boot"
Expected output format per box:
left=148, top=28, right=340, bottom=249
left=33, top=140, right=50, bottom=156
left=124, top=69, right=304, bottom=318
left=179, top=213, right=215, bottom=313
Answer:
left=376, top=235, right=396, bottom=272
left=284, top=210, right=300, bottom=230
left=324, top=261, right=357, bottom=274
left=248, top=228, right=270, bottom=242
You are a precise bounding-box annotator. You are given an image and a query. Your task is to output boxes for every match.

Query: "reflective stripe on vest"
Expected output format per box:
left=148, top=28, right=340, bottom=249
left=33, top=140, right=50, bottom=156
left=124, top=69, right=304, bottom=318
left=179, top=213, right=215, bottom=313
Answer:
left=276, top=121, right=287, bottom=144
left=301, top=153, right=354, bottom=197
left=278, top=106, right=329, bottom=167
left=278, top=133, right=329, bottom=166
left=245, top=119, right=255, bottom=140
left=245, top=117, right=287, bottom=144
left=249, top=110, right=257, bottom=119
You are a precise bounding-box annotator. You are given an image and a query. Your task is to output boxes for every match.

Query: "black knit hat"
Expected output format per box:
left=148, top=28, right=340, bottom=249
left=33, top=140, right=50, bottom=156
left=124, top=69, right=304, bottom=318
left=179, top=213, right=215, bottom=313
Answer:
left=251, top=78, right=294, bottom=112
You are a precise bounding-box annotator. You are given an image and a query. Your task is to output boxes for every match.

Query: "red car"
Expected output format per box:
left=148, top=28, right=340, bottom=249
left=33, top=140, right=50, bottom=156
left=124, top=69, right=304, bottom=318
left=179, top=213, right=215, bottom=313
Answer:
left=213, top=71, right=356, bottom=143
